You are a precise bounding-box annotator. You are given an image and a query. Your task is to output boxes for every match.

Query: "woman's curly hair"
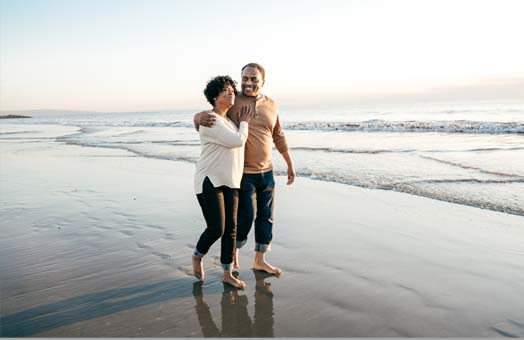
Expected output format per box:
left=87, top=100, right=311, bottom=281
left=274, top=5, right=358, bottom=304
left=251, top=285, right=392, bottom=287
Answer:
left=203, top=75, right=238, bottom=106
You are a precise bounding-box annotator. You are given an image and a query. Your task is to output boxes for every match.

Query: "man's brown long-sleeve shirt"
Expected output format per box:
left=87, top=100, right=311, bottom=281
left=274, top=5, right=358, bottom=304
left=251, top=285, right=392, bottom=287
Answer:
left=227, top=93, right=289, bottom=174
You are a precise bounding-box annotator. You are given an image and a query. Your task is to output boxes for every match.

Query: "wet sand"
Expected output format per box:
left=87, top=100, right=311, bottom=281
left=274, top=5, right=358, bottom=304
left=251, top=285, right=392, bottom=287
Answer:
left=1, top=132, right=524, bottom=337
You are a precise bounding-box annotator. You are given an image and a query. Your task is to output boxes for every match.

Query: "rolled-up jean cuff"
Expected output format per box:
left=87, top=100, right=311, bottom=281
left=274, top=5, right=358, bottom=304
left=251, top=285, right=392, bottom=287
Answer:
left=255, top=243, right=271, bottom=253
left=193, top=249, right=205, bottom=257
left=236, top=239, right=248, bottom=249
left=222, top=263, right=232, bottom=271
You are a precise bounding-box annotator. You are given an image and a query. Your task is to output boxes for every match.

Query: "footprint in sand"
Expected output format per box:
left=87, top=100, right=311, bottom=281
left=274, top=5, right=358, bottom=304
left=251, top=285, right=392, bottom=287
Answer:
left=211, top=256, right=222, bottom=268
left=152, top=251, right=171, bottom=260
left=164, top=233, right=176, bottom=240
left=492, top=319, right=524, bottom=337
left=119, top=230, right=134, bottom=236
left=136, top=242, right=152, bottom=250
left=178, top=265, right=195, bottom=277
left=145, top=224, right=165, bottom=231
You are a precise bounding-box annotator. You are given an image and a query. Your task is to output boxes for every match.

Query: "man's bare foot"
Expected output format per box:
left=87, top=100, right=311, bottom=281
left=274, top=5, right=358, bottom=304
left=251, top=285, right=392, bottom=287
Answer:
left=223, top=271, right=246, bottom=289
left=252, top=260, right=282, bottom=276
left=192, top=255, right=204, bottom=281
left=233, top=248, right=240, bottom=269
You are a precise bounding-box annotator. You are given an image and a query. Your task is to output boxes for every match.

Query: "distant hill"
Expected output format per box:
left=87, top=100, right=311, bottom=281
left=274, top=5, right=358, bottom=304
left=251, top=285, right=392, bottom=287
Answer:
left=0, top=109, right=100, bottom=117
left=0, top=114, right=32, bottom=119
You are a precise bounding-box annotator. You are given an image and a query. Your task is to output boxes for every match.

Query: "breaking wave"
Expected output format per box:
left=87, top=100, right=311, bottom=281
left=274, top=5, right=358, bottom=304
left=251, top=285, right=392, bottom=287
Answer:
left=283, top=120, right=524, bottom=134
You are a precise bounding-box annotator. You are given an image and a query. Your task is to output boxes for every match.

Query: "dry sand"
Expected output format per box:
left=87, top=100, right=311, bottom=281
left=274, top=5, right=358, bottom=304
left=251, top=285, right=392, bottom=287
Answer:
left=1, top=136, right=524, bottom=337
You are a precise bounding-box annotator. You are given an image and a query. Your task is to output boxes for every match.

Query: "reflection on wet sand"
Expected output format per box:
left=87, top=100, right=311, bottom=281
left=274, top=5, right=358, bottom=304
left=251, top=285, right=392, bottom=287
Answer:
left=193, top=270, right=275, bottom=337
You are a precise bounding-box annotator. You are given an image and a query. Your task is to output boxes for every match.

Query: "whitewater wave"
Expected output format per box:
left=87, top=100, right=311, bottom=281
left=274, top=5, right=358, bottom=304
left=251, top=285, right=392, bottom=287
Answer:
left=283, top=120, right=524, bottom=134
left=0, top=130, right=40, bottom=135
left=289, top=147, right=415, bottom=154
left=289, top=146, right=524, bottom=155
left=150, top=140, right=200, bottom=146
left=10, top=117, right=524, bottom=134
left=58, top=138, right=199, bottom=163
left=54, top=132, right=524, bottom=217
left=4, top=119, right=194, bottom=129
left=273, top=169, right=524, bottom=216
left=419, top=155, right=523, bottom=178
left=114, top=130, right=146, bottom=137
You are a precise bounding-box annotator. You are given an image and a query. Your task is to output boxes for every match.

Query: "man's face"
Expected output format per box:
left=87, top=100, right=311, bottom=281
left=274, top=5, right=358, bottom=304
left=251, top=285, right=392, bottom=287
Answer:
left=241, top=67, right=264, bottom=97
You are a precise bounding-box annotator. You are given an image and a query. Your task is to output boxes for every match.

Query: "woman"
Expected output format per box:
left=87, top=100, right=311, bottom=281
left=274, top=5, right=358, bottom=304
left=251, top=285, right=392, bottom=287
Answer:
left=193, top=75, right=254, bottom=288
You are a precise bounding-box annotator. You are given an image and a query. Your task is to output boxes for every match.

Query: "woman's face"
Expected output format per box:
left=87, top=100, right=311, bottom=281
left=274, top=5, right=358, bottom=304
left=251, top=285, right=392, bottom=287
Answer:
left=215, top=85, right=235, bottom=108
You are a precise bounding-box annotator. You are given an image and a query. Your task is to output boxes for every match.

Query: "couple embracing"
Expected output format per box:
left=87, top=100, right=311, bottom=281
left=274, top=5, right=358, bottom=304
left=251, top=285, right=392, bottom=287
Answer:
left=192, top=63, right=295, bottom=288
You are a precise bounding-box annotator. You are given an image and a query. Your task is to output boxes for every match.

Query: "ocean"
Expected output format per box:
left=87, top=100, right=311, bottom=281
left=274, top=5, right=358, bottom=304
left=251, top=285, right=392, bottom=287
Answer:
left=2, top=100, right=524, bottom=216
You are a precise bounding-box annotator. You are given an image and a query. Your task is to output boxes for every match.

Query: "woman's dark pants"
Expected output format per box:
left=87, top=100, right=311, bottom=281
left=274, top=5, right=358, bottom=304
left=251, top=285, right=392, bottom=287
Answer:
left=195, top=177, right=239, bottom=267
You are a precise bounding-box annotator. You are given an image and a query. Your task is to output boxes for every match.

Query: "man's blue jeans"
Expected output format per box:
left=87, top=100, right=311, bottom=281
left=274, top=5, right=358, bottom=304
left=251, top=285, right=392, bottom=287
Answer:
left=236, top=170, right=275, bottom=253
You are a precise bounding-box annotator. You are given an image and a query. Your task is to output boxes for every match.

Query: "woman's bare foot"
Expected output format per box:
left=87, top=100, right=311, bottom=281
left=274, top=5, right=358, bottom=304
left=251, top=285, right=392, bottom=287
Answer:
left=223, top=271, right=246, bottom=289
left=252, top=261, right=282, bottom=276
left=233, top=248, right=240, bottom=269
left=252, top=252, right=282, bottom=276
left=192, top=255, right=204, bottom=281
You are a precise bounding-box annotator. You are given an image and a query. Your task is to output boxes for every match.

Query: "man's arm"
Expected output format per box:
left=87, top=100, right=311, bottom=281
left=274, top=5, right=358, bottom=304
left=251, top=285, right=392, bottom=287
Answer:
left=193, top=111, right=217, bottom=131
left=272, top=115, right=295, bottom=185
left=280, top=150, right=296, bottom=185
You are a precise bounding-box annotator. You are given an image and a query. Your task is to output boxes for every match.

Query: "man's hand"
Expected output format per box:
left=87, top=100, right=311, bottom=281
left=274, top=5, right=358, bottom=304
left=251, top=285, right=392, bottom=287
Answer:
left=287, top=165, right=296, bottom=185
left=280, top=150, right=295, bottom=186
left=193, top=111, right=217, bottom=131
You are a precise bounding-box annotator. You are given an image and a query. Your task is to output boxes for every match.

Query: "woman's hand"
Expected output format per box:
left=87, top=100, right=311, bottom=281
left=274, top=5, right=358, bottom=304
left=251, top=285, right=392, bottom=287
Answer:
left=238, top=105, right=255, bottom=123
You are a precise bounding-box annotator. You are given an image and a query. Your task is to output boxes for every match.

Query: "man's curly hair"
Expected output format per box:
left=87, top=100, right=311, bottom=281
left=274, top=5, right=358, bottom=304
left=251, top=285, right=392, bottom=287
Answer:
left=203, top=75, right=238, bottom=106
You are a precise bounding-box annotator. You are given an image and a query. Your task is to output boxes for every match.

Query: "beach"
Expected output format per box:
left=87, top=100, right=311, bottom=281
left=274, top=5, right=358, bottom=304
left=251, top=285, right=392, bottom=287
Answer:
left=1, top=124, right=524, bottom=337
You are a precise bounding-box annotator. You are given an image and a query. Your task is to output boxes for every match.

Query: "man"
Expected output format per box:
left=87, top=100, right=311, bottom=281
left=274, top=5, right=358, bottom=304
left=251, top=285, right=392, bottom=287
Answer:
left=194, top=63, right=295, bottom=275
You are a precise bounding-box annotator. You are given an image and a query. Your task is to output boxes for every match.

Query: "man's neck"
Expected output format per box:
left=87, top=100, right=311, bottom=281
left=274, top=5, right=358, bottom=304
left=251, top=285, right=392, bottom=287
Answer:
left=241, top=93, right=264, bottom=100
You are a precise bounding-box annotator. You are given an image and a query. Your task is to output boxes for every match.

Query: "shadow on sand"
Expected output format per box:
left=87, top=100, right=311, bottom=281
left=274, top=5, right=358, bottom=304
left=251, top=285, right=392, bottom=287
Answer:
left=2, top=276, right=199, bottom=336
left=1, top=271, right=276, bottom=337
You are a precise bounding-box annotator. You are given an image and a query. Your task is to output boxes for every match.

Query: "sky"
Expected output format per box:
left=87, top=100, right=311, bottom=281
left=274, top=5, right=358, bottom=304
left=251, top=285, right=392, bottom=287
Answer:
left=1, top=0, right=523, bottom=112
